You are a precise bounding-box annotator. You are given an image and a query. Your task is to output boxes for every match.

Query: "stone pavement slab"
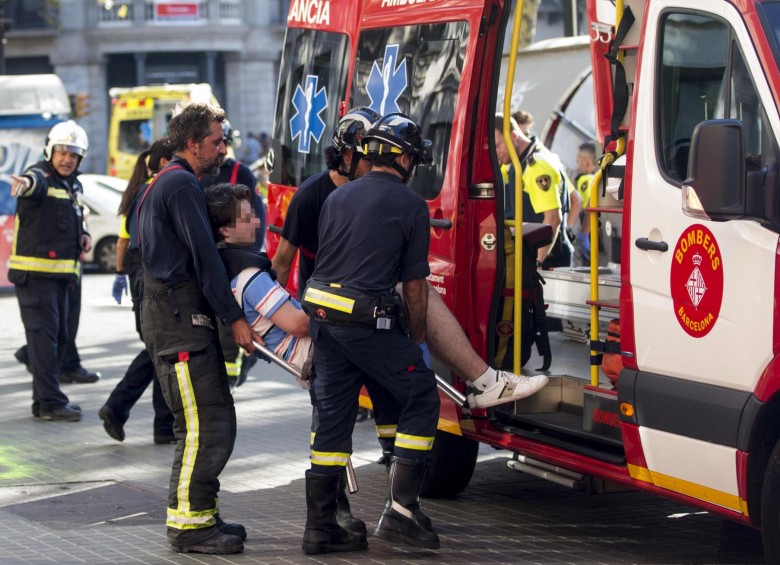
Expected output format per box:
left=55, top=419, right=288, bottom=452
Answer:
left=0, top=275, right=767, bottom=564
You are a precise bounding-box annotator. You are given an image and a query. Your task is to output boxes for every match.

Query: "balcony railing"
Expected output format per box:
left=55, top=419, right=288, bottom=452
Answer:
left=96, top=0, right=242, bottom=25
left=1, top=0, right=59, bottom=31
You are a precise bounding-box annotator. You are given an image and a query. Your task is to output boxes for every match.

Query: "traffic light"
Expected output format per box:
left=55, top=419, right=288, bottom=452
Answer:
left=72, top=93, right=90, bottom=117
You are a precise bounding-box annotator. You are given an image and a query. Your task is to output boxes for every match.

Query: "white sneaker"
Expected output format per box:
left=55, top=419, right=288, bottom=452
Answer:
left=466, top=372, right=549, bottom=409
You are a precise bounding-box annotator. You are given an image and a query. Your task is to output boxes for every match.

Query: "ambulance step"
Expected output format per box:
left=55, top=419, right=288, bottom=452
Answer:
left=506, top=454, right=584, bottom=490
left=492, top=411, right=625, bottom=465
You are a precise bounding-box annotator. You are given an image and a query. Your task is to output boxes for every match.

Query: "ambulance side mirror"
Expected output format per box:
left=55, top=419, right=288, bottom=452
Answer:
left=682, top=119, right=746, bottom=222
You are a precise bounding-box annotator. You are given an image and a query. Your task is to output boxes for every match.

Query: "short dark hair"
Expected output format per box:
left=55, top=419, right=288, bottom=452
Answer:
left=494, top=113, right=520, bottom=134
left=578, top=141, right=598, bottom=162
left=512, top=110, right=533, bottom=127
left=167, top=103, right=226, bottom=152
left=204, top=183, right=251, bottom=241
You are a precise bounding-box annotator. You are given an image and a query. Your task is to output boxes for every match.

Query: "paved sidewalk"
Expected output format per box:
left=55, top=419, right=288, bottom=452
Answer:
left=0, top=275, right=767, bottom=564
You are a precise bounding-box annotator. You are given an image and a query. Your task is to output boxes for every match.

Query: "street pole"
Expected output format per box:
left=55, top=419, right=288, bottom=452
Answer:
left=0, top=18, right=11, bottom=75
left=563, top=0, right=578, bottom=37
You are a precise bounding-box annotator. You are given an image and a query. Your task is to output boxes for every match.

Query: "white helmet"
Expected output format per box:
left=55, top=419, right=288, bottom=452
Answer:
left=44, top=120, right=89, bottom=161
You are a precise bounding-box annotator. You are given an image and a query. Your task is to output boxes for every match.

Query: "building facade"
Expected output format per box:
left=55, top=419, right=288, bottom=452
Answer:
left=3, top=0, right=287, bottom=174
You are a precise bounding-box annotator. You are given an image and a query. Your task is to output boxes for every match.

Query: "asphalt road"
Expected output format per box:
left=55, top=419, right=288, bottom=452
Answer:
left=0, top=273, right=767, bottom=564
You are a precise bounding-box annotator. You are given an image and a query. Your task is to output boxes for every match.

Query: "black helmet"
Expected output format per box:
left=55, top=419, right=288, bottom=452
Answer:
left=328, top=107, right=381, bottom=180
left=331, top=107, right=381, bottom=155
left=363, top=113, right=433, bottom=165
left=222, top=119, right=234, bottom=145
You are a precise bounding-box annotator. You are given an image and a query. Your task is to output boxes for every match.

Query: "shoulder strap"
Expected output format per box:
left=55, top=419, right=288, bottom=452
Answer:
left=135, top=164, right=183, bottom=245
left=230, top=161, right=240, bottom=184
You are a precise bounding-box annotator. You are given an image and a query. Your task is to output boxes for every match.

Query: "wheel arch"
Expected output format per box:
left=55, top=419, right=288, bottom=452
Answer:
left=745, top=390, right=780, bottom=526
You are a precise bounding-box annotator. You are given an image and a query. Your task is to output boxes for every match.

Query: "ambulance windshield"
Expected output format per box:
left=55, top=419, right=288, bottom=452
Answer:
left=271, top=28, right=349, bottom=188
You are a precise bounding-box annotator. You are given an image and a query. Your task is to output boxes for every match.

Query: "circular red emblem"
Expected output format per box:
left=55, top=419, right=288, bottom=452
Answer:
left=669, top=224, right=723, bottom=338
left=316, top=308, right=327, bottom=319
left=496, top=320, right=513, bottom=337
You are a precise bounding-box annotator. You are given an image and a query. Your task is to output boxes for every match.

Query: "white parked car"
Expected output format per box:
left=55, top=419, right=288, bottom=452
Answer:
left=78, top=173, right=126, bottom=272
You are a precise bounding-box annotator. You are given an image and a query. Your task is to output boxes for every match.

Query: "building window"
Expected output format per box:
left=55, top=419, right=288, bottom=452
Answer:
left=1, top=0, right=59, bottom=31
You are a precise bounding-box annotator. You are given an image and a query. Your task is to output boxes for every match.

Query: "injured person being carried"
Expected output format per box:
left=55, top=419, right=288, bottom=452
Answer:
left=205, top=182, right=547, bottom=406
left=206, top=183, right=312, bottom=386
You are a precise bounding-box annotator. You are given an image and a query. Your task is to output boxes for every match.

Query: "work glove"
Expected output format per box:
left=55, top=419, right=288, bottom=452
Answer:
left=112, top=273, right=128, bottom=304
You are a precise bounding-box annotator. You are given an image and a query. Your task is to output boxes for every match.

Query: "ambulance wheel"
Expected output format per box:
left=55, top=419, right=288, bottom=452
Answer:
left=95, top=237, right=117, bottom=273
left=761, top=439, right=780, bottom=562
left=421, top=430, right=478, bottom=498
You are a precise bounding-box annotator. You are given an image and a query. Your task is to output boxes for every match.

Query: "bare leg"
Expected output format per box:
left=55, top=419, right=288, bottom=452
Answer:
left=423, top=283, right=486, bottom=382
left=396, top=282, right=547, bottom=408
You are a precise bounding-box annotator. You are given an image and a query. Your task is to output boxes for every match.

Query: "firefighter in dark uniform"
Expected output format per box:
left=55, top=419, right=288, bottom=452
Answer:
left=202, top=119, right=266, bottom=388
left=300, top=113, right=440, bottom=553
left=138, top=102, right=261, bottom=555
left=9, top=120, right=90, bottom=422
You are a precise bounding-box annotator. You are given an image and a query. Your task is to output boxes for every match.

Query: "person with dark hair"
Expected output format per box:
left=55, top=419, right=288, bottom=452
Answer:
left=202, top=119, right=267, bottom=388
left=138, top=102, right=262, bottom=555
left=273, top=108, right=548, bottom=411
left=297, top=113, right=441, bottom=553
left=512, top=110, right=534, bottom=136
left=98, top=138, right=176, bottom=445
left=573, top=141, right=599, bottom=266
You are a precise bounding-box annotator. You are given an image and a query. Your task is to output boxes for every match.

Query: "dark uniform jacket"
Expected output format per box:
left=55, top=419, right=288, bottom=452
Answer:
left=9, top=160, right=85, bottom=284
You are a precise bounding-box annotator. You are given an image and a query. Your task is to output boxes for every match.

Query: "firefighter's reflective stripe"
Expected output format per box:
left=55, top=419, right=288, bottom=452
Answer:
left=304, top=287, right=355, bottom=314
left=310, top=450, right=350, bottom=467
left=46, top=187, right=71, bottom=199
left=376, top=423, right=397, bottom=439
left=8, top=254, right=80, bottom=276
left=310, top=431, right=316, bottom=446
left=225, top=351, right=242, bottom=377
left=166, top=507, right=216, bottom=529
left=165, top=355, right=207, bottom=529
left=395, top=432, right=434, bottom=451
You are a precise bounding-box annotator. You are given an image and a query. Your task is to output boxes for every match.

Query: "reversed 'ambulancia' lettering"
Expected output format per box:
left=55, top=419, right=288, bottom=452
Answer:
left=288, top=0, right=330, bottom=25
left=381, top=0, right=430, bottom=6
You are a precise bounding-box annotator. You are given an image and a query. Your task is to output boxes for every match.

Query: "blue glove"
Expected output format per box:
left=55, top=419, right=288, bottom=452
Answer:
left=112, top=273, right=128, bottom=304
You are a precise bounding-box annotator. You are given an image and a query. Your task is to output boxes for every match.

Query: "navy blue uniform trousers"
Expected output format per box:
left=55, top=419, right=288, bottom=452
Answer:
left=308, top=319, right=439, bottom=473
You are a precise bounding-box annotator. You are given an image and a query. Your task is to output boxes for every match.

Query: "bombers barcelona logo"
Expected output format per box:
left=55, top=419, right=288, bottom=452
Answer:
left=669, top=224, right=723, bottom=338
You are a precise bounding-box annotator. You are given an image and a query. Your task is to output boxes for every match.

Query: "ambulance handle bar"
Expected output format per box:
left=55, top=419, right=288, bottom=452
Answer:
left=429, top=218, right=452, bottom=229
left=252, top=340, right=359, bottom=494
left=268, top=224, right=282, bottom=234
left=635, top=237, right=668, bottom=252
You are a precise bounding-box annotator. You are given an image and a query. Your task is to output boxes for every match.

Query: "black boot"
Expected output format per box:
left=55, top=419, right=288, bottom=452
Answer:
left=215, top=514, right=247, bottom=540
left=336, top=468, right=366, bottom=534
left=302, top=470, right=368, bottom=554
left=171, top=529, right=243, bottom=554
left=375, top=457, right=439, bottom=549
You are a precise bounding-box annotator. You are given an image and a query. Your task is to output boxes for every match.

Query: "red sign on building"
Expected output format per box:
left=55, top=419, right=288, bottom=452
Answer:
left=154, top=1, right=200, bottom=21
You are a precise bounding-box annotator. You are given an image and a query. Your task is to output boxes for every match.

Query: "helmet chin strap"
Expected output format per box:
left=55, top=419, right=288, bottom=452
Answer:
left=392, top=155, right=417, bottom=183
left=336, top=152, right=361, bottom=180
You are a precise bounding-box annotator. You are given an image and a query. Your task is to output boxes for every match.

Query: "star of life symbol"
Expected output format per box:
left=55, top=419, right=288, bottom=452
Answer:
left=685, top=252, right=707, bottom=308
left=366, top=44, right=408, bottom=115
left=289, top=75, right=328, bottom=154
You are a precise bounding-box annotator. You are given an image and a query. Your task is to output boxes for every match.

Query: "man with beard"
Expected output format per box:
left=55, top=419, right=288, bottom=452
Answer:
left=138, top=102, right=262, bottom=555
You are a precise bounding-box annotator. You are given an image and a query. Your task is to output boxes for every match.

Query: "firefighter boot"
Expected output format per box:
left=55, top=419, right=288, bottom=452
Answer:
left=215, top=514, right=247, bottom=540
left=379, top=455, right=433, bottom=532
left=375, top=457, right=439, bottom=549
left=302, top=470, right=368, bottom=554
left=336, top=468, right=367, bottom=534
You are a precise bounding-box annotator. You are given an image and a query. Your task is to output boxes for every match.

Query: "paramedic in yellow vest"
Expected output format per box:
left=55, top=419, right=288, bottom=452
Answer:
left=494, top=113, right=572, bottom=268
left=8, top=120, right=90, bottom=422
left=573, top=141, right=598, bottom=266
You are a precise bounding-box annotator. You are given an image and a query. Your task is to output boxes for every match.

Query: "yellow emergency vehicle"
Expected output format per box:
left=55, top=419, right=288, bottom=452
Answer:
left=107, top=83, right=219, bottom=179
